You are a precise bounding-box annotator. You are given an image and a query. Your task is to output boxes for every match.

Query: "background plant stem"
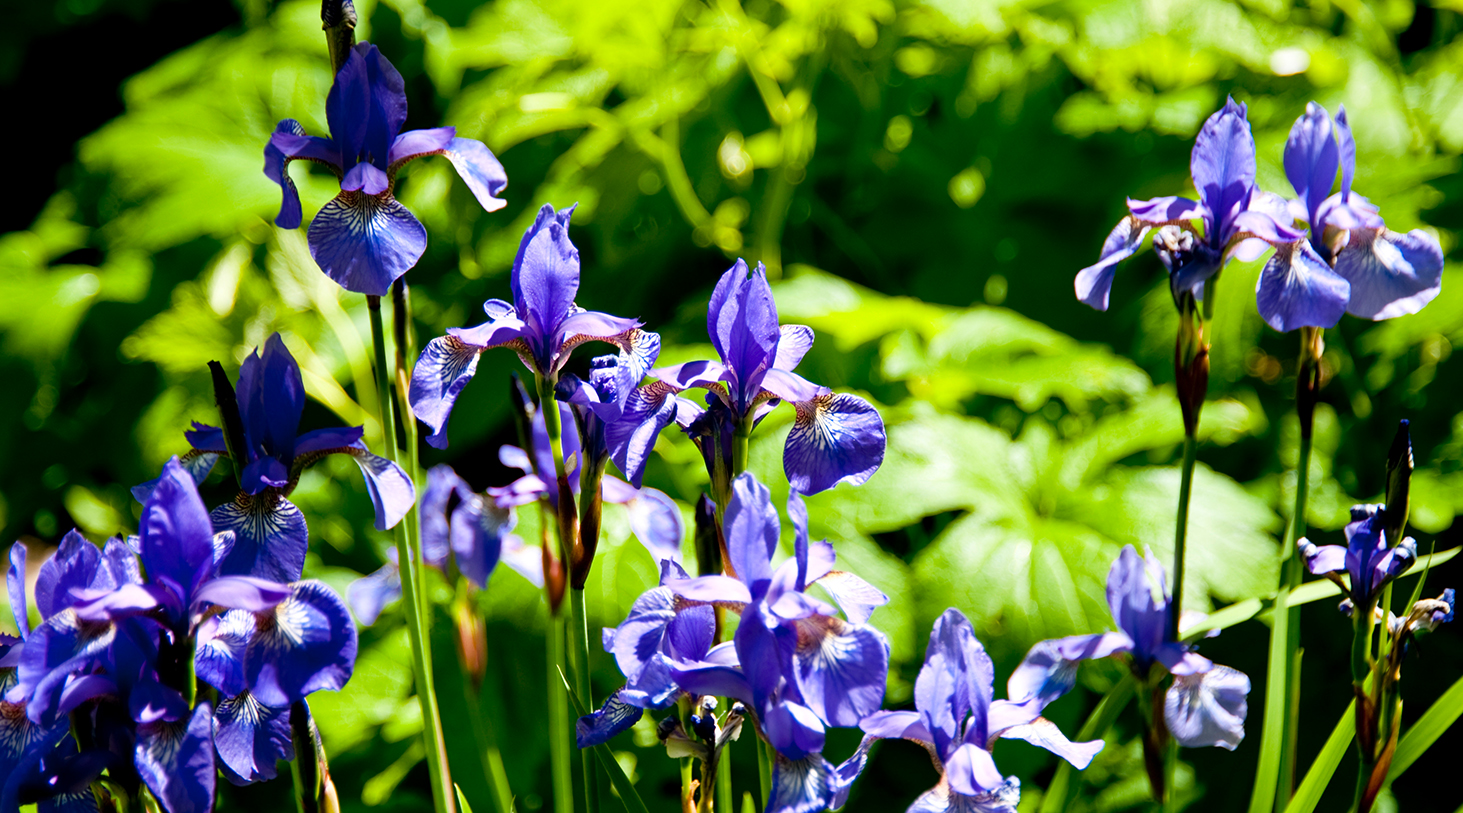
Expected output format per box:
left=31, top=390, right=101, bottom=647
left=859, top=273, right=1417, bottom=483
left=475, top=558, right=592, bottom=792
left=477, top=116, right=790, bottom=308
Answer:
left=369, top=297, right=455, bottom=813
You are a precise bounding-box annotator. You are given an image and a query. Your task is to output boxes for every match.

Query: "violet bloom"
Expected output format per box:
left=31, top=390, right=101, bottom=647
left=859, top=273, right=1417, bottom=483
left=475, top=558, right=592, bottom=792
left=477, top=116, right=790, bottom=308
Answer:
left=1076, top=98, right=1304, bottom=311
left=853, top=609, right=1103, bottom=813
left=1007, top=546, right=1251, bottom=750
left=651, top=260, right=886, bottom=495
left=557, top=328, right=676, bottom=488
left=1298, top=503, right=1417, bottom=612
left=592, top=473, right=889, bottom=812
left=135, top=333, right=415, bottom=583
left=1257, top=102, right=1443, bottom=330
left=264, top=42, right=507, bottom=295
left=489, top=403, right=684, bottom=565
left=347, top=464, right=547, bottom=626
left=410, top=204, right=646, bottom=449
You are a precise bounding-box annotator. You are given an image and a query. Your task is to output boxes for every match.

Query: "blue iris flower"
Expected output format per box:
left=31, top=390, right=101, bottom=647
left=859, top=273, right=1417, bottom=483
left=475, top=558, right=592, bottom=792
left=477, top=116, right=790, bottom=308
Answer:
left=651, top=260, right=887, bottom=496
left=586, top=473, right=889, bottom=813
left=134, top=333, right=416, bottom=583
left=1298, top=503, right=1418, bottom=611
left=1255, top=102, right=1444, bottom=331
left=1076, top=98, right=1304, bottom=311
left=410, top=204, right=645, bottom=450
left=1006, top=546, right=1251, bottom=751
left=264, top=42, right=507, bottom=296
left=851, top=609, right=1103, bottom=813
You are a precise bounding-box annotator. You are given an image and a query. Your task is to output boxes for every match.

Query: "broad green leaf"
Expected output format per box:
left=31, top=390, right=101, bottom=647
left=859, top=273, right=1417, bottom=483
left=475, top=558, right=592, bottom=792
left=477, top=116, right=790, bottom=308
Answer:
left=1387, top=673, right=1463, bottom=784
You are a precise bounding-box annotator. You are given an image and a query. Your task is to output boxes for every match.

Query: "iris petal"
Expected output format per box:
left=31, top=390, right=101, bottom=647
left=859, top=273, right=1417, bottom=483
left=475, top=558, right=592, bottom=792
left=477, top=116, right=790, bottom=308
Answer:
left=773, top=325, right=815, bottom=371
left=1164, top=665, right=1250, bottom=750
left=574, top=689, right=643, bottom=748
left=1334, top=228, right=1444, bottom=320
left=996, top=717, right=1104, bottom=768
left=213, top=691, right=293, bottom=785
left=784, top=392, right=886, bottom=496
left=812, top=571, right=888, bottom=626
left=196, top=610, right=256, bottom=697
left=767, top=753, right=834, bottom=813
left=513, top=204, right=582, bottom=351
left=262, top=121, right=340, bottom=229
left=6, top=543, right=26, bottom=638
left=345, top=562, right=401, bottom=626
left=340, top=443, right=416, bottom=531
left=791, top=615, right=889, bottom=728
left=139, top=458, right=217, bottom=610
left=245, top=581, right=357, bottom=707
left=410, top=336, right=487, bottom=450
left=307, top=190, right=427, bottom=297
left=606, top=382, right=680, bottom=487
left=1255, top=239, right=1350, bottom=332
left=621, top=485, right=684, bottom=564
left=210, top=493, right=308, bottom=583
left=1190, top=97, right=1257, bottom=243
left=1075, top=218, right=1150, bottom=311
left=135, top=701, right=216, bottom=813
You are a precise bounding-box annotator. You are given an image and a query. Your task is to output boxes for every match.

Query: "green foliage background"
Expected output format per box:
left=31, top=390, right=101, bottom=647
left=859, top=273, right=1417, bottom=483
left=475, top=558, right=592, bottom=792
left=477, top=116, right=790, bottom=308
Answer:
left=3, top=0, right=1463, bottom=810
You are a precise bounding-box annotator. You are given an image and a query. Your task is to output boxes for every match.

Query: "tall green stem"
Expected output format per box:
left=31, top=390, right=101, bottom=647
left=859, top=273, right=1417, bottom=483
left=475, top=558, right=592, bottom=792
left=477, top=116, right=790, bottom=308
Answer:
left=732, top=419, right=752, bottom=478
left=547, top=610, right=573, bottom=813
left=1172, top=433, right=1197, bottom=638
left=570, top=588, right=599, bottom=813
left=369, top=298, right=455, bottom=813
left=392, top=280, right=431, bottom=648
left=535, top=375, right=581, bottom=813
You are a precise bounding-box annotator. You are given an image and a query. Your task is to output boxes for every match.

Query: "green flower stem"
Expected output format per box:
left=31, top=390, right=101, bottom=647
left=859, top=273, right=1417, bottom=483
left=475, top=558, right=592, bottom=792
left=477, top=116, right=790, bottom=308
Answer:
left=732, top=418, right=752, bottom=478
left=756, top=738, right=772, bottom=809
left=534, top=374, right=582, bottom=813
left=392, top=280, right=431, bottom=645
left=1171, top=432, right=1198, bottom=639
left=369, top=297, right=455, bottom=813
left=547, top=609, right=573, bottom=813
left=570, top=588, right=599, bottom=813
left=1039, top=674, right=1136, bottom=813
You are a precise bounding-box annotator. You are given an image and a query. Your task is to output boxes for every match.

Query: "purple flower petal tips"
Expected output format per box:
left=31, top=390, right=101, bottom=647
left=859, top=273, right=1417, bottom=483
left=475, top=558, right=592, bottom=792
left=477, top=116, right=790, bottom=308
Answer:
left=575, top=690, right=644, bottom=748
left=242, top=580, right=357, bottom=708
left=1283, top=102, right=1340, bottom=230
left=785, top=393, right=886, bottom=495
left=213, top=692, right=293, bottom=785
left=262, top=42, right=507, bottom=294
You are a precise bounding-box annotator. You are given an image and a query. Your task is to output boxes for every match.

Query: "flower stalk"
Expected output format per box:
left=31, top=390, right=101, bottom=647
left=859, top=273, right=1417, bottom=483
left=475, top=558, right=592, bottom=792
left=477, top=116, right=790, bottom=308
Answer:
left=369, top=296, right=456, bottom=813
left=1172, top=288, right=1208, bottom=639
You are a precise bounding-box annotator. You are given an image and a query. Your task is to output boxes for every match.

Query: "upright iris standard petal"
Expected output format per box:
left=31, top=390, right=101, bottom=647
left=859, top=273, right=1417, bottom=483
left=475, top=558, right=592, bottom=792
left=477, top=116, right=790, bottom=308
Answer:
left=140, top=458, right=219, bottom=602
left=724, top=472, right=779, bottom=587
left=513, top=204, right=581, bottom=353
left=784, top=393, right=886, bottom=495
left=1255, top=239, right=1351, bottom=332
left=1190, top=97, right=1256, bottom=243
left=209, top=493, right=308, bottom=584
left=6, top=543, right=26, bottom=638
left=213, top=692, right=293, bottom=785
left=708, top=260, right=782, bottom=410
left=1164, top=666, right=1250, bottom=750
left=34, top=530, right=138, bottom=622
left=1283, top=102, right=1340, bottom=228
left=244, top=581, right=357, bottom=708
left=1334, top=228, right=1444, bottom=320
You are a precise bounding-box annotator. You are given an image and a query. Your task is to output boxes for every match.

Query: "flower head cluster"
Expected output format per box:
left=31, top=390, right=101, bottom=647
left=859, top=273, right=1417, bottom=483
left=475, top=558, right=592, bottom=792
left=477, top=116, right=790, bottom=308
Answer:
left=853, top=609, right=1103, bottom=813
left=1255, top=103, right=1444, bottom=331
left=2, top=458, right=357, bottom=811
left=1007, top=546, right=1251, bottom=751
left=651, top=260, right=887, bottom=496
left=134, top=333, right=416, bottom=583
left=264, top=42, right=507, bottom=295
left=579, top=472, right=890, bottom=812
left=1077, top=98, right=1302, bottom=312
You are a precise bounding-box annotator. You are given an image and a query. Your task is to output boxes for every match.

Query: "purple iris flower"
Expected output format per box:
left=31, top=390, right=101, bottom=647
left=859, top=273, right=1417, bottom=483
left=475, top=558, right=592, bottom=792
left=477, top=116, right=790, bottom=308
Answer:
left=1076, top=98, right=1304, bottom=312
left=650, top=260, right=886, bottom=496
left=1005, top=546, right=1251, bottom=751
left=852, top=609, right=1102, bottom=813
left=586, top=473, right=888, bottom=812
left=263, top=42, right=507, bottom=295
left=135, top=333, right=416, bottom=583
left=556, top=328, right=676, bottom=488
left=410, top=204, right=646, bottom=449
left=489, top=402, right=685, bottom=565
left=347, top=463, right=549, bottom=626
left=1298, top=503, right=1417, bottom=611
left=1256, top=102, right=1443, bottom=330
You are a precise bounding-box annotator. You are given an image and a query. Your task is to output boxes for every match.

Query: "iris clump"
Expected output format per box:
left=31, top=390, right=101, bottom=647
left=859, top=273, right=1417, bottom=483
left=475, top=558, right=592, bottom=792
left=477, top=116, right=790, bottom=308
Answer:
left=264, top=43, right=507, bottom=295
left=2, top=459, right=357, bottom=812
